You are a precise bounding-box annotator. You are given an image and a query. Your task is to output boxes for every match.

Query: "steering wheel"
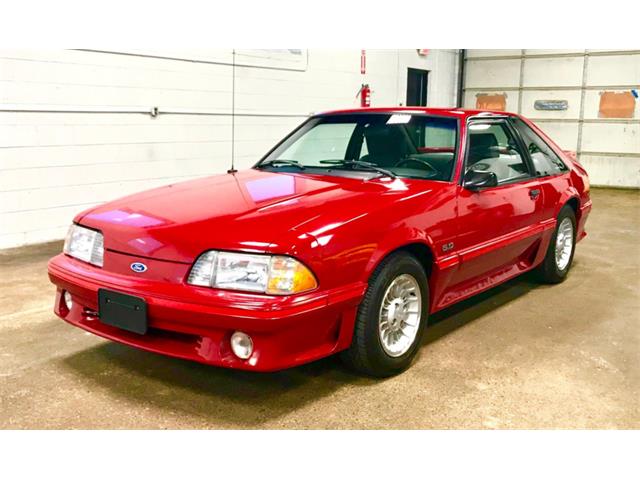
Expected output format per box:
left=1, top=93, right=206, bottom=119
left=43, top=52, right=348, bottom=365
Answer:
left=394, top=157, right=439, bottom=175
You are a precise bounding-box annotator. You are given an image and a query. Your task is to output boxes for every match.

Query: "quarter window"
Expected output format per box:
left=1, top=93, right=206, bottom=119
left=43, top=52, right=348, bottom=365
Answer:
left=511, top=117, right=568, bottom=176
left=466, top=121, right=531, bottom=184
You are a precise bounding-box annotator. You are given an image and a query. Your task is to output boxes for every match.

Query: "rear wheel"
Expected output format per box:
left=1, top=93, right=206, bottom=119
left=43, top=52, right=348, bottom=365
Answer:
left=536, top=205, right=577, bottom=283
left=341, top=252, right=429, bottom=377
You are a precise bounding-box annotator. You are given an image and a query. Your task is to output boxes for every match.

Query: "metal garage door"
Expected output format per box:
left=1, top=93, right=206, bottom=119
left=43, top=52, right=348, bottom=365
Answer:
left=462, top=50, right=640, bottom=188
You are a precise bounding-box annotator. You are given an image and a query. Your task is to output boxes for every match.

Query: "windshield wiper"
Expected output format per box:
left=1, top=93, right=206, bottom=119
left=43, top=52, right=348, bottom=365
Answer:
left=319, top=159, right=396, bottom=179
left=257, top=159, right=305, bottom=170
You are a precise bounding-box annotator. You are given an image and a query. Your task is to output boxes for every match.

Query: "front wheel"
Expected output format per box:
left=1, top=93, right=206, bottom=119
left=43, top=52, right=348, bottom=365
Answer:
left=536, top=205, right=577, bottom=283
left=341, top=252, right=429, bottom=377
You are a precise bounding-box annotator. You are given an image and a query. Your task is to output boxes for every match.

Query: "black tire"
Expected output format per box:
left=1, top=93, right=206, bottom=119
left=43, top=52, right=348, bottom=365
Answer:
left=536, top=205, right=577, bottom=284
left=341, top=251, right=429, bottom=377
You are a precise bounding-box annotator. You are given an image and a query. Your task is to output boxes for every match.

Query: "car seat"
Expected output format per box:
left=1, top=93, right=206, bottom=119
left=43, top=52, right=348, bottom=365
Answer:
left=467, top=133, right=499, bottom=167
left=359, top=124, right=410, bottom=167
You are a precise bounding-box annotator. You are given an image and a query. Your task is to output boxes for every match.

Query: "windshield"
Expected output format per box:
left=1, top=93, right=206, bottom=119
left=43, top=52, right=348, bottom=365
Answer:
left=257, top=113, right=459, bottom=181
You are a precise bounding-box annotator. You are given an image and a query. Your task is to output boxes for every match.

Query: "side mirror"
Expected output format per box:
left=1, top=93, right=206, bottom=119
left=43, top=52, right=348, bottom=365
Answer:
left=463, top=169, right=498, bottom=191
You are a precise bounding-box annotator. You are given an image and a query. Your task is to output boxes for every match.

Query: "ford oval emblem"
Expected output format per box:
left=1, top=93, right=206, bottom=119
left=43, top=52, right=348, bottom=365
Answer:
left=130, top=262, right=147, bottom=273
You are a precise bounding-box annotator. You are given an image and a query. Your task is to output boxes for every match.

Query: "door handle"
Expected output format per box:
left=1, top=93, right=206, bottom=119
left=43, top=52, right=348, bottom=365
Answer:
left=529, top=189, right=541, bottom=200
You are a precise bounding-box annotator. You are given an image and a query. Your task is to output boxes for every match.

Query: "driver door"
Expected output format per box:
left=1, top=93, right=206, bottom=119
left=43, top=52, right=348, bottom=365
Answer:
left=450, top=118, right=545, bottom=297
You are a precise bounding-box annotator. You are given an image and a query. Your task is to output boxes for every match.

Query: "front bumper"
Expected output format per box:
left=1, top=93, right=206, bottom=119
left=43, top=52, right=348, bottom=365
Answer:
left=48, top=254, right=365, bottom=371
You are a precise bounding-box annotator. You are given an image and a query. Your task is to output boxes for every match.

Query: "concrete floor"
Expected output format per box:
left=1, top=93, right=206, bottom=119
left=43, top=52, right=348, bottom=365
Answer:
left=1, top=188, right=638, bottom=429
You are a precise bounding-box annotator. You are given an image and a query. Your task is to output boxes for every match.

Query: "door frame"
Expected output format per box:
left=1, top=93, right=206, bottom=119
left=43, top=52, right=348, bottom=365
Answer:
left=459, top=117, right=539, bottom=188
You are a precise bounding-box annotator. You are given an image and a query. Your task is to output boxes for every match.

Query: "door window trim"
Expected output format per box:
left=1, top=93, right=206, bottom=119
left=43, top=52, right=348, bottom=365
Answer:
left=461, top=117, right=537, bottom=188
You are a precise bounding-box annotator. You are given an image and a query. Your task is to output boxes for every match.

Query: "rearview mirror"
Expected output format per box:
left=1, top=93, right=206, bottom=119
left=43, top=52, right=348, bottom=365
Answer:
left=463, top=169, right=498, bottom=191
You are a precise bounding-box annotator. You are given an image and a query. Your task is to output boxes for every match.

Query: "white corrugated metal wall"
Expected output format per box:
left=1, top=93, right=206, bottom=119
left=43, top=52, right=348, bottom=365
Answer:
left=0, top=49, right=459, bottom=249
left=463, top=49, right=640, bottom=188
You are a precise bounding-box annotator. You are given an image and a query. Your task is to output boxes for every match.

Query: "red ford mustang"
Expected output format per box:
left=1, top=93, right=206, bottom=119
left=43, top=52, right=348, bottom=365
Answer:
left=48, top=107, right=591, bottom=377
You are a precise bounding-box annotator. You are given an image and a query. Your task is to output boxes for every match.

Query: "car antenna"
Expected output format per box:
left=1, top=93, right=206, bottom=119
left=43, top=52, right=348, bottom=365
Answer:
left=227, top=48, right=238, bottom=174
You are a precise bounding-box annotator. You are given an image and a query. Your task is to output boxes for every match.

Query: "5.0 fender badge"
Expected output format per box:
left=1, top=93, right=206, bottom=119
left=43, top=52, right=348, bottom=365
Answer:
left=130, top=262, right=148, bottom=273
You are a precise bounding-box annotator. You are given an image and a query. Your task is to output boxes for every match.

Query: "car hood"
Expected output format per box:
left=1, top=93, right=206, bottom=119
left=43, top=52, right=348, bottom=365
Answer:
left=78, top=169, right=445, bottom=263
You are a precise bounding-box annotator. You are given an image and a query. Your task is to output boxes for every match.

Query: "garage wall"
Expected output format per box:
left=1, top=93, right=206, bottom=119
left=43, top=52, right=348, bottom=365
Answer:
left=463, top=49, right=640, bottom=188
left=0, top=49, right=460, bottom=249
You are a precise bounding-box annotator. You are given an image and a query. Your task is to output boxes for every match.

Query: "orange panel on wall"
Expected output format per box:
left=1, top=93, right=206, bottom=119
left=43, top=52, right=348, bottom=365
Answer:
left=476, top=93, right=506, bottom=111
left=599, top=91, right=636, bottom=118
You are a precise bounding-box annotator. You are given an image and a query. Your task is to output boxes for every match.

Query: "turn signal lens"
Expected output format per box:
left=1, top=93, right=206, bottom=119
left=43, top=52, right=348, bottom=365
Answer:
left=267, top=256, right=318, bottom=295
left=187, top=251, right=217, bottom=287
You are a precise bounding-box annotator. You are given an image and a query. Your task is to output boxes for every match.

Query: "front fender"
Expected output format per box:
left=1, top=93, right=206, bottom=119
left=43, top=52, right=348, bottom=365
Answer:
left=361, top=228, right=435, bottom=281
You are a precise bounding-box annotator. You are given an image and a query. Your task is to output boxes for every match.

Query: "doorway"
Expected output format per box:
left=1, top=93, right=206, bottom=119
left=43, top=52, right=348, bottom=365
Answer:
left=406, top=68, right=429, bottom=106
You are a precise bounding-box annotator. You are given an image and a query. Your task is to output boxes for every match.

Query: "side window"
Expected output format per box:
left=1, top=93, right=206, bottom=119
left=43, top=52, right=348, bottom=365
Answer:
left=511, top=117, right=568, bottom=176
left=279, top=123, right=356, bottom=166
left=466, top=121, right=531, bottom=184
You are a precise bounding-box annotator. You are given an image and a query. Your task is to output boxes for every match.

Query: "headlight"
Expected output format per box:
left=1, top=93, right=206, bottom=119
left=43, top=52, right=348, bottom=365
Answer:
left=187, top=251, right=317, bottom=295
left=63, top=224, right=104, bottom=267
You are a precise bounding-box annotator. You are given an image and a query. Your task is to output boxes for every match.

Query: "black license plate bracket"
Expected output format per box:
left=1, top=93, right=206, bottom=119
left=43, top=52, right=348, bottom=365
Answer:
left=98, top=289, right=147, bottom=335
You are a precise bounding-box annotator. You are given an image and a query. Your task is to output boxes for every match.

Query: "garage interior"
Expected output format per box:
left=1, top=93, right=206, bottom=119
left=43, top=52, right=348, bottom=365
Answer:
left=1, top=49, right=639, bottom=429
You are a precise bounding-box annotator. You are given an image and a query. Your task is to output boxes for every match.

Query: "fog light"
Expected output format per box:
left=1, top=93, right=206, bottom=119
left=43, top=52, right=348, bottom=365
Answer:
left=63, top=290, right=73, bottom=310
left=230, top=331, right=253, bottom=360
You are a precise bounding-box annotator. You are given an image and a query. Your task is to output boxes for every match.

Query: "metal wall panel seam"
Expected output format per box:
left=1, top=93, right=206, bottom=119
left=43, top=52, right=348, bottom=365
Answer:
left=529, top=118, right=639, bottom=124
left=579, top=152, right=640, bottom=158
left=466, top=50, right=640, bottom=61
left=464, top=85, right=640, bottom=92
left=517, top=49, right=525, bottom=114
left=576, top=54, right=590, bottom=159
left=0, top=106, right=310, bottom=118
